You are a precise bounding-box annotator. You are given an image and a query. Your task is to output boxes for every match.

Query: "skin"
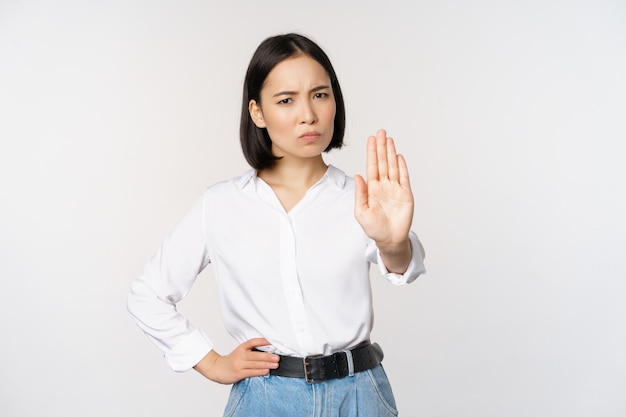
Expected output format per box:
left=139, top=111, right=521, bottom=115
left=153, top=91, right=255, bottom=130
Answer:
left=194, top=54, right=414, bottom=384
left=250, top=54, right=336, bottom=212
left=354, top=130, right=414, bottom=274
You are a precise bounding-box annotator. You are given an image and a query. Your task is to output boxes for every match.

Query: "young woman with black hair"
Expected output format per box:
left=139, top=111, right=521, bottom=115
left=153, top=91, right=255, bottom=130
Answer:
left=128, top=33, right=426, bottom=416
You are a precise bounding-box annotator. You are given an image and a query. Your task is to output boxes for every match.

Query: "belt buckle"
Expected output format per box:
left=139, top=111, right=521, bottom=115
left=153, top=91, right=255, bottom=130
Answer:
left=303, top=354, right=324, bottom=384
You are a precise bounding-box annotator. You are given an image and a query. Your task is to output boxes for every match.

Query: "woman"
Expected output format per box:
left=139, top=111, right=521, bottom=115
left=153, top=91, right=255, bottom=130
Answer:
left=128, top=33, right=425, bottom=416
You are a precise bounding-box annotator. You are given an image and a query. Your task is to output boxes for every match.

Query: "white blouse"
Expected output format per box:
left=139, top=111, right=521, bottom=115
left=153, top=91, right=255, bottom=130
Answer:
left=127, top=165, right=426, bottom=372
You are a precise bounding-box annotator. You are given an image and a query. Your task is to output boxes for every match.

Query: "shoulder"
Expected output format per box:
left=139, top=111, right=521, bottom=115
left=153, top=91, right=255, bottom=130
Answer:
left=327, top=165, right=355, bottom=191
left=201, top=169, right=256, bottom=197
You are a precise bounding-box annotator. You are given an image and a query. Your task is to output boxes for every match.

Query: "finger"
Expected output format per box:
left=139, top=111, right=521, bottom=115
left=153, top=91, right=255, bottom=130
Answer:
left=397, top=154, right=411, bottom=188
left=365, top=135, right=378, bottom=182
left=354, top=174, right=368, bottom=211
left=386, top=137, right=399, bottom=182
left=240, top=367, right=274, bottom=379
left=245, top=349, right=280, bottom=364
left=376, top=130, right=389, bottom=180
left=244, top=357, right=280, bottom=371
left=240, top=338, right=280, bottom=363
left=241, top=338, right=271, bottom=350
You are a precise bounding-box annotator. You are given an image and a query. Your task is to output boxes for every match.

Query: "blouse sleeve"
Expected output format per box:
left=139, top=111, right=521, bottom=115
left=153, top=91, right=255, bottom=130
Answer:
left=127, top=192, right=213, bottom=372
left=366, top=231, right=426, bottom=285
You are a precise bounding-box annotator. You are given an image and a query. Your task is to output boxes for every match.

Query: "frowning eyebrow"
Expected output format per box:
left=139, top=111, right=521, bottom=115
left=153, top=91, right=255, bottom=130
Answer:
left=272, top=85, right=331, bottom=98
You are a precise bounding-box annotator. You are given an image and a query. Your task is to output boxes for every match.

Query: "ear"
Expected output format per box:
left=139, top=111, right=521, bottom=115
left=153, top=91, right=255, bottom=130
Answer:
left=248, top=100, right=266, bottom=128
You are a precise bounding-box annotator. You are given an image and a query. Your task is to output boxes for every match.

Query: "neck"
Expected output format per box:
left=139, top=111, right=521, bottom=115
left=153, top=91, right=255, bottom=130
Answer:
left=259, top=155, right=328, bottom=188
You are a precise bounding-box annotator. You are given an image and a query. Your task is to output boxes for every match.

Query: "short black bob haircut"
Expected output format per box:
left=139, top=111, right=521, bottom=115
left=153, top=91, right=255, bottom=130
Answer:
left=240, top=33, right=346, bottom=170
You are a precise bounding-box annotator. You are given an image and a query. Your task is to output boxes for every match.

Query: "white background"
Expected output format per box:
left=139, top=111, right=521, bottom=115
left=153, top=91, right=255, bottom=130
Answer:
left=1, top=1, right=625, bottom=416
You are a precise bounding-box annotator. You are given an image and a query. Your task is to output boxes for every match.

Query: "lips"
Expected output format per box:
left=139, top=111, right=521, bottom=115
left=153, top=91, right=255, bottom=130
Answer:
left=299, top=131, right=321, bottom=142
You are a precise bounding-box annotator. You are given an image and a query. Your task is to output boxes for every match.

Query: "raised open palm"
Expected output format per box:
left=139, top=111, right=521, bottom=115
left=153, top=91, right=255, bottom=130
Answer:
left=354, top=129, right=414, bottom=249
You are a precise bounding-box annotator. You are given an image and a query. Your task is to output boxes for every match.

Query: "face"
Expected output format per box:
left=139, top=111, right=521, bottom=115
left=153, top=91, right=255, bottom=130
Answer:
left=249, top=54, right=336, bottom=163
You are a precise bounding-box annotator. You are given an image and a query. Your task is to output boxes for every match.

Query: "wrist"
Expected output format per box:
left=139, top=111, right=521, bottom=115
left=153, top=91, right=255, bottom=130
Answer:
left=194, top=349, right=220, bottom=380
left=376, top=238, right=410, bottom=257
left=377, top=239, right=412, bottom=274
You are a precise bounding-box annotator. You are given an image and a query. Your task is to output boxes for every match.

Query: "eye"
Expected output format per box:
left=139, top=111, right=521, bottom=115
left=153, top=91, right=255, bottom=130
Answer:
left=278, top=98, right=293, bottom=104
left=314, top=92, right=329, bottom=99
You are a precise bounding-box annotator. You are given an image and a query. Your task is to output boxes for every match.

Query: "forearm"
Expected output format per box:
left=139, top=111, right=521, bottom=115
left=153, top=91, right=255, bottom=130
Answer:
left=377, top=239, right=412, bottom=274
left=193, top=350, right=221, bottom=381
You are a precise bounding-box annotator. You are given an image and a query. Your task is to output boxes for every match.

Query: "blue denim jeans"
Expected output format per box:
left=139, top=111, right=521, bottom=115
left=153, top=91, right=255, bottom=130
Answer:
left=223, top=364, right=398, bottom=417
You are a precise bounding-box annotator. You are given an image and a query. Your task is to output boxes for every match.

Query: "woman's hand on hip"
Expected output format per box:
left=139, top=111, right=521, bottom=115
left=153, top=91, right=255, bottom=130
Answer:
left=193, top=338, right=280, bottom=384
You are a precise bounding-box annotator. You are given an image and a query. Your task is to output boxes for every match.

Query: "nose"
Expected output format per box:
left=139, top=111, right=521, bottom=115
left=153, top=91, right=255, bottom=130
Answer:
left=299, top=100, right=317, bottom=124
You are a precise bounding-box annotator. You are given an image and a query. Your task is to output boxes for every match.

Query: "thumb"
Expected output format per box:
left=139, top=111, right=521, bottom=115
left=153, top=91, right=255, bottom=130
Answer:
left=242, top=338, right=272, bottom=351
left=354, top=174, right=368, bottom=212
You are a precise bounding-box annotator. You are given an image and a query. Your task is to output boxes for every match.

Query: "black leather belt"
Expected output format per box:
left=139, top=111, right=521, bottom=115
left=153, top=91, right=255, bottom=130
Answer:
left=262, top=340, right=384, bottom=384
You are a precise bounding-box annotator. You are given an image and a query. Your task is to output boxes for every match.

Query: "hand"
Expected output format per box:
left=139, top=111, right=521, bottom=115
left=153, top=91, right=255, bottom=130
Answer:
left=355, top=129, right=414, bottom=272
left=193, top=338, right=280, bottom=384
